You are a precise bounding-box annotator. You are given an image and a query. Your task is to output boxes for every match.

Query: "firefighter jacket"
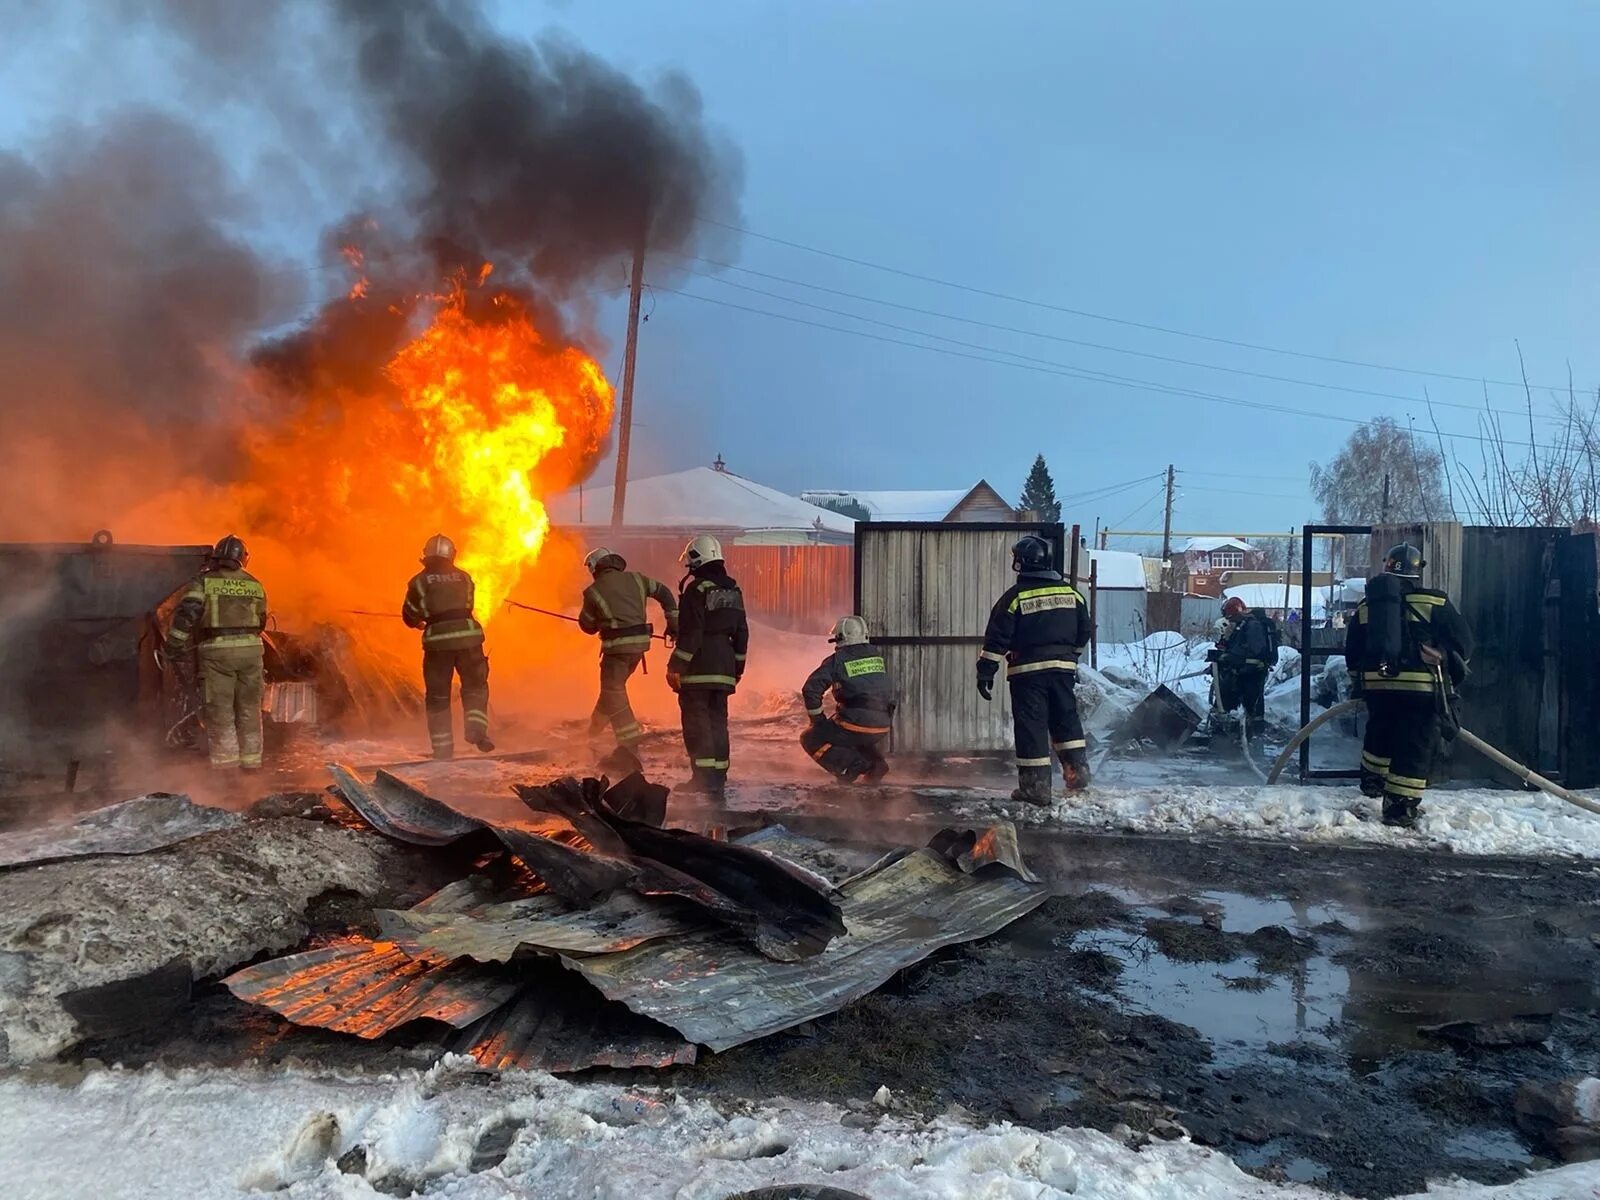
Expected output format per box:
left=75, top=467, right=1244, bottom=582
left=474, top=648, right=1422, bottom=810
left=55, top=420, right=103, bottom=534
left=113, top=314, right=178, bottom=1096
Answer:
left=669, top=565, right=749, bottom=691
left=1220, top=610, right=1277, bottom=669
left=402, top=563, right=486, bottom=650
left=802, top=643, right=896, bottom=733
left=579, top=563, right=678, bottom=652
left=1345, top=577, right=1473, bottom=694
left=978, top=570, right=1092, bottom=681
left=166, top=566, right=267, bottom=654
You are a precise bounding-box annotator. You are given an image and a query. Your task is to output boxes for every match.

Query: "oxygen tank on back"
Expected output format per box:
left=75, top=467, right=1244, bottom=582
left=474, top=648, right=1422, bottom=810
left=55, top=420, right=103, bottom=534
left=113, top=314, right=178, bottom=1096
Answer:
left=1365, top=571, right=1407, bottom=675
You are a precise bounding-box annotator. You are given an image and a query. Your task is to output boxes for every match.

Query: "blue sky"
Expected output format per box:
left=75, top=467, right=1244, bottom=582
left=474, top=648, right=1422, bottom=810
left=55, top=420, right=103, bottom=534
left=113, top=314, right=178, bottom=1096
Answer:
left=7, top=1, right=1598, bottom=542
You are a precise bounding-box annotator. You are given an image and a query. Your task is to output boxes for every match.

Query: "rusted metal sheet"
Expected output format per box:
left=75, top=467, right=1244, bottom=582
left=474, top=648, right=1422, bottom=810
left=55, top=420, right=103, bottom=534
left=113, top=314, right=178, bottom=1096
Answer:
left=221, top=937, right=518, bottom=1038
left=377, top=889, right=699, bottom=962
left=561, top=849, right=1049, bottom=1052
left=327, top=764, right=482, bottom=846
left=264, top=681, right=317, bottom=725
left=459, top=987, right=696, bottom=1073
left=927, top=820, right=1041, bottom=884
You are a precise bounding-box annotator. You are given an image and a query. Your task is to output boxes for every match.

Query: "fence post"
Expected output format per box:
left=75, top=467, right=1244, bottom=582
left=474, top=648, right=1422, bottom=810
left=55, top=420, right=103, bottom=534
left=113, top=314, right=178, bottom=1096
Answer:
left=1088, top=559, right=1099, bottom=669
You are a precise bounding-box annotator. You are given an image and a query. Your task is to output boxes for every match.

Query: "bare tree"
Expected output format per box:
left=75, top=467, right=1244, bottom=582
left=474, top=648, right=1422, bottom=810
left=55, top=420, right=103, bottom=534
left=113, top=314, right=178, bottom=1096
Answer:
left=1310, top=417, right=1454, bottom=563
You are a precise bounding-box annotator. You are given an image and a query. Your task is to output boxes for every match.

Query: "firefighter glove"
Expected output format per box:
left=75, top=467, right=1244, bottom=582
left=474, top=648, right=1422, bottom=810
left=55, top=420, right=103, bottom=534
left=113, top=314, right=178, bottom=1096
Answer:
left=976, top=677, right=993, bottom=702
left=666, top=672, right=681, bottom=693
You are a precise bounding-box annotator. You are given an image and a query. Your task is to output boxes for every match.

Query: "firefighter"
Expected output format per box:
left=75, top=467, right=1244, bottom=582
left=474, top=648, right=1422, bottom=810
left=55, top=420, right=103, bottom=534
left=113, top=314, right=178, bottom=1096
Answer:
left=1344, top=543, right=1474, bottom=828
left=667, top=535, right=748, bottom=796
left=165, top=534, right=268, bottom=771
left=800, top=615, right=896, bottom=783
left=578, top=546, right=679, bottom=753
left=977, top=533, right=1094, bottom=805
left=1214, top=595, right=1277, bottom=736
left=402, top=534, right=493, bottom=760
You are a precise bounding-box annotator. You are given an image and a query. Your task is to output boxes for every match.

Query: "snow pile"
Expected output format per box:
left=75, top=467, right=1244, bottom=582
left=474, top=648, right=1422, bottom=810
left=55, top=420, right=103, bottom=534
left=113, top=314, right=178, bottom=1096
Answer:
left=5, top=1061, right=1597, bottom=1199
left=1010, top=783, right=1600, bottom=859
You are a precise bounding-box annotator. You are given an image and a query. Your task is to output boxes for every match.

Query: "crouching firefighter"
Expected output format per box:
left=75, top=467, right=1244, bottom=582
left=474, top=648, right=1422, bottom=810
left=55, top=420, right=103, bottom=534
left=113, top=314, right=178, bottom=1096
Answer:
left=579, top=547, right=678, bottom=752
left=1345, top=543, right=1473, bottom=828
left=1213, top=595, right=1278, bottom=736
left=667, top=535, right=749, bottom=796
left=165, top=534, right=268, bottom=771
left=403, top=534, right=493, bottom=760
left=800, top=615, right=896, bottom=783
left=977, top=533, right=1094, bottom=805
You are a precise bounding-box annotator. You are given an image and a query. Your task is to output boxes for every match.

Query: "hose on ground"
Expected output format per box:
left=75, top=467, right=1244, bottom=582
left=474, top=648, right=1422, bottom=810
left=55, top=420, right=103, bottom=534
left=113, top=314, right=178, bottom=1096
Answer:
left=1264, top=697, right=1600, bottom=817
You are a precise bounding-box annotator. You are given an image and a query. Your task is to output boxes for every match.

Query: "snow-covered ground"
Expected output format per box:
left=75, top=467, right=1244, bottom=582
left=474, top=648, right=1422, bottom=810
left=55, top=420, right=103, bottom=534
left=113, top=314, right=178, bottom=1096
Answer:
left=4, top=1061, right=1597, bottom=1200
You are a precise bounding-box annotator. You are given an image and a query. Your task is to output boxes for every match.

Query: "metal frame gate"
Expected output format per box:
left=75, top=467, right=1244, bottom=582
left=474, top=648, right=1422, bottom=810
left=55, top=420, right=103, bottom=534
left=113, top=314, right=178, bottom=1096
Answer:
left=1298, top=523, right=1369, bottom=782
left=855, top=521, right=1064, bottom=754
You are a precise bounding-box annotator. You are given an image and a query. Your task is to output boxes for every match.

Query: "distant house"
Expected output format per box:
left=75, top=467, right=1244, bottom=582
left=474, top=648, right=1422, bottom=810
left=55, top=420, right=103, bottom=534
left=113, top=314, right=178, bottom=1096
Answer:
left=1080, top=547, right=1154, bottom=642
left=1178, top=537, right=1273, bottom=597
left=800, top=480, right=1017, bottom=524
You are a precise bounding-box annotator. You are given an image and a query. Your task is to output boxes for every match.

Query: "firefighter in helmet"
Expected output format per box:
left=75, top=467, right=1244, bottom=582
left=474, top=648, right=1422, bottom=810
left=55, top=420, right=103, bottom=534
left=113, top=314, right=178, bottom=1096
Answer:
left=402, top=534, right=493, bottom=759
left=667, top=535, right=748, bottom=796
left=165, top=534, right=269, bottom=771
left=977, top=533, right=1094, bottom=805
left=800, top=615, right=896, bottom=783
left=1213, top=595, right=1278, bottom=736
left=1344, top=543, right=1473, bottom=827
left=578, top=546, right=679, bottom=755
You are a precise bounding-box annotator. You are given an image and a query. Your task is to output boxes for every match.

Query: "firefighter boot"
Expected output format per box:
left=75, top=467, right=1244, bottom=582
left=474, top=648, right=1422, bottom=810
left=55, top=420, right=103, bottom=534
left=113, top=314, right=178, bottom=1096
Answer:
left=1381, top=796, right=1418, bottom=829
left=675, top=767, right=715, bottom=795
left=1011, top=765, right=1054, bottom=807
left=1062, top=751, right=1093, bottom=793
left=473, top=734, right=496, bottom=753
left=861, top=755, right=891, bottom=784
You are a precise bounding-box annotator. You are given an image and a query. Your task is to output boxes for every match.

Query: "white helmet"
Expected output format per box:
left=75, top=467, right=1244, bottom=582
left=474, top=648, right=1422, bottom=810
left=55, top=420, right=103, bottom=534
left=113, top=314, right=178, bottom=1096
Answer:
left=421, top=534, right=456, bottom=563
left=829, top=615, right=870, bottom=646
left=584, top=546, right=624, bottom=575
left=679, top=534, right=724, bottom=570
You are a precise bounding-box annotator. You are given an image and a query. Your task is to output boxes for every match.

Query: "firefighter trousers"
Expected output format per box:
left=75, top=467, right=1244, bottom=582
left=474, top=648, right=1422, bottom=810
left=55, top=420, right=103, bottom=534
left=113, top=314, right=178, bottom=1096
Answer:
left=1009, top=671, right=1086, bottom=772
left=679, top=688, right=730, bottom=781
left=1217, top=663, right=1267, bottom=724
left=1360, top=690, right=1439, bottom=808
left=422, top=645, right=490, bottom=758
left=200, top=644, right=264, bottom=769
left=589, top=650, right=646, bottom=745
left=800, top=717, right=888, bottom=780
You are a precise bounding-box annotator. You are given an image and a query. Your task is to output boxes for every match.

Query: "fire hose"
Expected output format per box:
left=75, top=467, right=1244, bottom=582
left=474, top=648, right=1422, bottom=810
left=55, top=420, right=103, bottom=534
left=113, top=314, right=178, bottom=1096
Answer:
left=1263, top=697, right=1600, bottom=817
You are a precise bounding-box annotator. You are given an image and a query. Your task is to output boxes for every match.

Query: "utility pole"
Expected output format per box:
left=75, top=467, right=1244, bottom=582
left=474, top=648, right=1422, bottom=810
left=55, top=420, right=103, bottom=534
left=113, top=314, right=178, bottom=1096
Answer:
left=1159, top=463, right=1176, bottom=587
left=1380, top=472, right=1391, bottom=524
left=610, top=242, right=646, bottom=529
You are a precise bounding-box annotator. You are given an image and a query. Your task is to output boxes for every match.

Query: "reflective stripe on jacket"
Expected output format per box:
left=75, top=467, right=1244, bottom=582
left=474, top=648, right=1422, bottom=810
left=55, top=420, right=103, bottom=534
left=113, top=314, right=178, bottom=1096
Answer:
left=403, top=566, right=486, bottom=648
left=579, top=567, right=678, bottom=651
left=670, top=567, right=749, bottom=690
left=977, top=570, right=1093, bottom=678
left=166, top=567, right=267, bottom=652
left=1345, top=583, right=1473, bottom=693
left=802, top=642, right=896, bottom=731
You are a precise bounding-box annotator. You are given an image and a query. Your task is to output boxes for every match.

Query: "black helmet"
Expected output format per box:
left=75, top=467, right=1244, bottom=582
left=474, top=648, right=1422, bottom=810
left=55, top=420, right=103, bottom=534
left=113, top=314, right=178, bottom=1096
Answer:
left=1011, top=533, right=1052, bottom=573
left=1384, top=543, right=1424, bottom=579
left=212, top=534, right=248, bottom=569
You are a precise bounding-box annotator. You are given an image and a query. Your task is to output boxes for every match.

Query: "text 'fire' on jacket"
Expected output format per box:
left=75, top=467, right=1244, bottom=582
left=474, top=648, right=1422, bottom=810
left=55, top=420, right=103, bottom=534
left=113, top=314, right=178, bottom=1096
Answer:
left=670, top=564, right=750, bottom=690
left=802, top=643, right=896, bottom=732
left=402, top=566, right=485, bottom=648
left=977, top=570, right=1094, bottom=679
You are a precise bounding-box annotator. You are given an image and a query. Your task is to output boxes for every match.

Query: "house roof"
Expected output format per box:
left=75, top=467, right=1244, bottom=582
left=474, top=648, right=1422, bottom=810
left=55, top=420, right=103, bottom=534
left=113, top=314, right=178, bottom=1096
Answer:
left=1224, top=582, right=1328, bottom=616
left=800, top=480, right=1013, bottom=522
left=549, top=468, right=856, bottom=536
left=1082, top=548, right=1148, bottom=590
left=1181, top=536, right=1255, bottom=554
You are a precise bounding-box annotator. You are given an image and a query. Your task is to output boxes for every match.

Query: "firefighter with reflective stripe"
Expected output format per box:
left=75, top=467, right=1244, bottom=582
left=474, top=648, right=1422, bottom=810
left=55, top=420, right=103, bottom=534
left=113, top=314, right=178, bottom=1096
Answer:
left=1344, top=543, right=1474, bottom=828
left=1215, top=595, right=1276, bottom=735
left=165, top=534, right=268, bottom=770
left=977, top=533, right=1094, bottom=805
left=800, top=615, right=896, bottom=783
left=402, top=534, right=493, bottom=760
left=579, top=546, right=679, bottom=752
left=667, top=535, right=749, bottom=796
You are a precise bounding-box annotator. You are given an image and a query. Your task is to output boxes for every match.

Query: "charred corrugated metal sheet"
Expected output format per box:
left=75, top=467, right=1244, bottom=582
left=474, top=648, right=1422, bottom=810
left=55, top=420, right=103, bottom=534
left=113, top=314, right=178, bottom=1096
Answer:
left=327, top=764, right=484, bottom=846
left=560, top=848, right=1049, bottom=1052
left=459, top=983, right=696, bottom=1073
left=927, top=820, right=1040, bottom=884
left=377, top=889, right=700, bottom=962
left=221, top=937, right=518, bottom=1038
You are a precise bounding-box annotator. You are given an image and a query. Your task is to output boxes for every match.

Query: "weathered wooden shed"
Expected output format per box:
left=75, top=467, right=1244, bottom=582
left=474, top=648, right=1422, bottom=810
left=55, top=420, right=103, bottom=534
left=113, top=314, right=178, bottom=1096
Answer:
left=855, top=521, right=1064, bottom=754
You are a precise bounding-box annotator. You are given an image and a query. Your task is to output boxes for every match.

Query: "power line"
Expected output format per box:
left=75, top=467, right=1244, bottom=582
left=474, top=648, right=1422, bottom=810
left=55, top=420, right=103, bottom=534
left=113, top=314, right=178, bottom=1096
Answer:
left=653, top=285, right=1547, bottom=452
left=696, top=216, right=1572, bottom=392
left=670, top=256, right=1553, bottom=423
left=1107, top=485, right=1170, bottom=532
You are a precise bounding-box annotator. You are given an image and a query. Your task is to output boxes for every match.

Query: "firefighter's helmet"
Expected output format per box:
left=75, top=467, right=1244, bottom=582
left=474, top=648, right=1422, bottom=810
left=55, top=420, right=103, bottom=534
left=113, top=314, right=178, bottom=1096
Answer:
left=1221, top=595, right=1247, bottom=619
left=829, top=615, right=870, bottom=646
left=1384, top=543, right=1425, bottom=579
left=1011, top=533, right=1052, bottom=573
left=211, top=534, right=248, bottom=569
left=584, top=546, right=625, bottom=575
left=679, top=534, right=724, bottom=570
left=421, top=534, right=457, bottom=564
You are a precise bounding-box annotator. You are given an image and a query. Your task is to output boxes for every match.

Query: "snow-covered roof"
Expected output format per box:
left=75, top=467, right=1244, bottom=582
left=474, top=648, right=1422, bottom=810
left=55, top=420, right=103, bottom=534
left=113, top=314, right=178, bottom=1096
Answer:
left=1181, top=537, right=1255, bottom=554
left=1082, top=548, right=1148, bottom=590
left=1223, top=583, right=1327, bottom=616
left=800, top=489, right=971, bottom=521
left=549, top=468, right=856, bottom=537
